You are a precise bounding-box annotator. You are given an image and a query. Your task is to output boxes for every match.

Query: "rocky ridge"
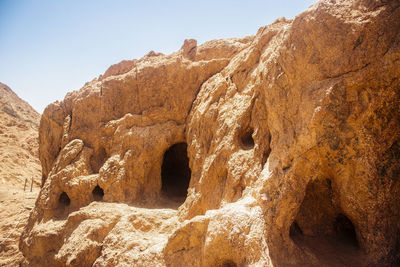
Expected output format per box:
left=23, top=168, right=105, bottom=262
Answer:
left=20, top=0, right=400, bottom=266
left=0, top=83, right=41, bottom=266
left=0, top=82, right=41, bottom=188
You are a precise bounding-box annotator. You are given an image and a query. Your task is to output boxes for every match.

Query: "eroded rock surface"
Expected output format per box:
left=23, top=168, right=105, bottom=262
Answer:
left=0, top=83, right=41, bottom=266
left=21, top=0, right=400, bottom=266
left=0, top=82, right=41, bottom=188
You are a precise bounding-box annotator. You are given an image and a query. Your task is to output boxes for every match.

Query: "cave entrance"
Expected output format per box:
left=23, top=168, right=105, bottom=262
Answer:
left=334, top=213, right=359, bottom=247
left=290, top=178, right=361, bottom=265
left=221, top=260, right=238, bottom=267
left=239, top=127, right=255, bottom=150
left=58, top=192, right=70, bottom=208
left=161, top=142, right=191, bottom=204
left=92, top=185, right=104, bottom=201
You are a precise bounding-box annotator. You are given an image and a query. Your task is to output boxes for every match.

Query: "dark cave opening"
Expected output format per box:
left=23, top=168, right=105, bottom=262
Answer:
left=161, top=142, right=191, bottom=203
left=290, top=178, right=361, bottom=265
left=240, top=127, right=255, bottom=150
left=58, top=192, right=70, bottom=207
left=92, top=185, right=104, bottom=201
left=221, top=260, right=238, bottom=267
left=289, top=221, right=303, bottom=238
left=334, top=213, right=359, bottom=247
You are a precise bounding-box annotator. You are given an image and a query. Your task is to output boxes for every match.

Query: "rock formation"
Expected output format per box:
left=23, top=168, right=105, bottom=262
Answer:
left=0, top=83, right=41, bottom=266
left=0, top=82, right=41, bottom=188
left=20, top=0, right=400, bottom=266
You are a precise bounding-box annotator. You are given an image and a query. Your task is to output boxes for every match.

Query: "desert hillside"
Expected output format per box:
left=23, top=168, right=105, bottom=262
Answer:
left=0, top=83, right=41, bottom=266
left=14, top=0, right=400, bottom=266
left=0, top=82, right=41, bottom=188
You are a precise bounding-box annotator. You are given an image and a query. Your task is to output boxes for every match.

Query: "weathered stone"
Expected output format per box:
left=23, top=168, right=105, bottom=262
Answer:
left=0, top=83, right=41, bottom=266
left=21, top=0, right=400, bottom=266
left=0, top=82, right=41, bottom=187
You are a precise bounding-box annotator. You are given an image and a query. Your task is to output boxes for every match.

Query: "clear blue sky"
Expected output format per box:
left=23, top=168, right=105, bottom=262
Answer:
left=0, top=0, right=316, bottom=113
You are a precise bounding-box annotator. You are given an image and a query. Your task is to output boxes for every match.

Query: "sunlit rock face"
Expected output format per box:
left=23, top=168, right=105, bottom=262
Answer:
left=0, top=82, right=41, bottom=188
left=0, top=83, right=41, bottom=266
left=21, top=0, right=400, bottom=266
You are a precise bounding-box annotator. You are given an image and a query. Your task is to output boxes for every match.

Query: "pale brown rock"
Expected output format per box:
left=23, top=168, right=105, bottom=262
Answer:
left=0, top=83, right=41, bottom=266
left=0, top=82, right=41, bottom=188
left=21, top=0, right=400, bottom=266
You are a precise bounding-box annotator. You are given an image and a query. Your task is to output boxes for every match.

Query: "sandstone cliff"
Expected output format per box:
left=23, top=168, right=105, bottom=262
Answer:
left=0, top=83, right=41, bottom=265
left=20, top=0, right=400, bottom=266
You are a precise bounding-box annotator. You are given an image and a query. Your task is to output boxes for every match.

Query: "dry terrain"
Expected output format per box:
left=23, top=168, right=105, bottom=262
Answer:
left=2, top=0, right=400, bottom=266
left=0, top=83, right=41, bottom=266
left=0, top=82, right=41, bottom=188
left=0, top=188, right=39, bottom=266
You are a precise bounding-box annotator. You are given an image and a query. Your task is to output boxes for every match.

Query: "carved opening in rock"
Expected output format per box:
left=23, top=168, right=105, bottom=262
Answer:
left=291, top=178, right=361, bottom=265
left=221, top=260, right=237, bottom=267
left=58, top=192, right=70, bottom=207
left=161, top=142, right=191, bottom=203
left=92, top=185, right=104, bottom=201
left=240, top=127, right=255, bottom=150
left=334, top=213, right=359, bottom=247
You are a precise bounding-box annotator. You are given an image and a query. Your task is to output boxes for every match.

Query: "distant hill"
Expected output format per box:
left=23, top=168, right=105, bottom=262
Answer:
left=0, top=82, right=41, bottom=188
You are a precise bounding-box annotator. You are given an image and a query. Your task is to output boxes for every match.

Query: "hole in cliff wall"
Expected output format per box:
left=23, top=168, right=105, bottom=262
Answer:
left=161, top=142, right=191, bottom=204
left=92, top=185, right=104, bottom=201
left=240, top=127, right=255, bottom=150
left=58, top=192, right=70, bottom=207
left=292, top=178, right=336, bottom=238
left=221, top=260, right=238, bottom=267
left=289, top=221, right=303, bottom=238
left=334, top=214, right=359, bottom=247
left=290, top=178, right=361, bottom=265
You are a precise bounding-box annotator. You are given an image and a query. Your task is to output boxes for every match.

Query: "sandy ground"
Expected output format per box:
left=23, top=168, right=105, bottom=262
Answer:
left=0, top=188, right=39, bottom=266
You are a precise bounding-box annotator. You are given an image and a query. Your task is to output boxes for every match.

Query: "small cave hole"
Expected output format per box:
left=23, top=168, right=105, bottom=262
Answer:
left=291, top=178, right=362, bottom=265
left=334, top=213, right=359, bottom=248
left=221, top=260, right=238, bottom=267
left=92, top=185, right=104, bottom=201
left=58, top=192, right=70, bottom=207
left=240, top=127, right=255, bottom=150
left=161, top=143, right=191, bottom=203
left=290, top=221, right=303, bottom=238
